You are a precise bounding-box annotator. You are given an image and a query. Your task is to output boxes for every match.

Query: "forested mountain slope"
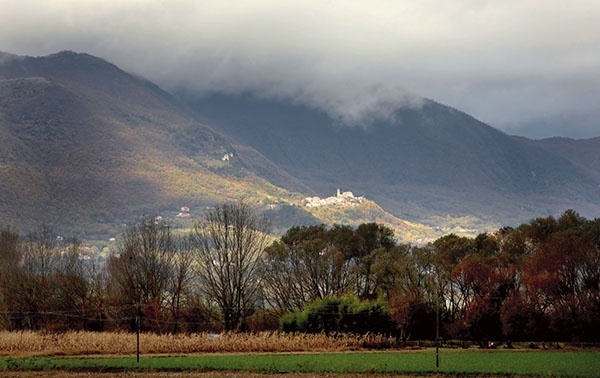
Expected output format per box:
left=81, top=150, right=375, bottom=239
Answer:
left=1, top=50, right=597, bottom=238
left=0, top=51, right=312, bottom=237
left=519, top=136, right=600, bottom=183
left=184, top=93, right=600, bottom=226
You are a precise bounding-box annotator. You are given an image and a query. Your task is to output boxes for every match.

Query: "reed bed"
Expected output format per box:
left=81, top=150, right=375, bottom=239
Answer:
left=0, top=331, right=399, bottom=357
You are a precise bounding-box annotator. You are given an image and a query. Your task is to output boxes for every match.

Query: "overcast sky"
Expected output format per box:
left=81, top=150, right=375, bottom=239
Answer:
left=1, top=0, right=599, bottom=139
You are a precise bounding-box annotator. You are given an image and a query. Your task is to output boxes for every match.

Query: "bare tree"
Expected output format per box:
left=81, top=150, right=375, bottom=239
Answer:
left=52, top=241, right=91, bottom=330
left=22, top=224, right=59, bottom=278
left=0, top=227, right=21, bottom=328
left=0, top=225, right=90, bottom=331
left=192, top=201, right=270, bottom=331
left=107, top=217, right=175, bottom=332
left=17, top=225, right=60, bottom=330
left=167, top=234, right=195, bottom=333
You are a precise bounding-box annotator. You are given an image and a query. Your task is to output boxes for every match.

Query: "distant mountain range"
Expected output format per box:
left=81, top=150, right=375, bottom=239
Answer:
left=182, top=93, right=600, bottom=226
left=1, top=51, right=598, bottom=240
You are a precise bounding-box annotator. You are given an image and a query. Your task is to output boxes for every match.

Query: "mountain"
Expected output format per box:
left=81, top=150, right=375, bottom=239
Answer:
left=0, top=51, right=317, bottom=238
left=2, top=50, right=598, bottom=240
left=519, top=137, right=600, bottom=183
left=182, top=93, right=600, bottom=227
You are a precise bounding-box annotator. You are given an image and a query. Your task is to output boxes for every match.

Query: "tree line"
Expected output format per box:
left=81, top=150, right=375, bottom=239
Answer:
left=0, top=204, right=598, bottom=342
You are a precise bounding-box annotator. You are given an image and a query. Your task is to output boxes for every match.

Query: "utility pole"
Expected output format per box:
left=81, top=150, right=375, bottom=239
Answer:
left=435, top=289, right=440, bottom=369
left=135, top=297, right=141, bottom=363
left=136, top=310, right=140, bottom=363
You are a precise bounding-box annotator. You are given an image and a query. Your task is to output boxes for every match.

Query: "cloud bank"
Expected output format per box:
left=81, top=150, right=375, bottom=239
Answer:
left=1, top=0, right=599, bottom=137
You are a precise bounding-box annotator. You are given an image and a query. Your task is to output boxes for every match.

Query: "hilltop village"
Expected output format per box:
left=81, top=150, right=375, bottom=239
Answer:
left=304, top=189, right=365, bottom=208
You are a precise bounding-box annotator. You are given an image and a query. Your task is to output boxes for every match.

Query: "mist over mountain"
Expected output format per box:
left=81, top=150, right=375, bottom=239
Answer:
left=182, top=93, right=600, bottom=226
left=1, top=50, right=598, bottom=239
left=4, top=2, right=599, bottom=139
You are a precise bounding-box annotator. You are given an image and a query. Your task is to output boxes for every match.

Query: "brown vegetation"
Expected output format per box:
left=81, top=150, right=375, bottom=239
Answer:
left=0, top=331, right=398, bottom=357
left=1, top=209, right=599, bottom=343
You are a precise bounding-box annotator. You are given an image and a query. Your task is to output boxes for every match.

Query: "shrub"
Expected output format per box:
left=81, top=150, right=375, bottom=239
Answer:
left=280, top=295, right=396, bottom=335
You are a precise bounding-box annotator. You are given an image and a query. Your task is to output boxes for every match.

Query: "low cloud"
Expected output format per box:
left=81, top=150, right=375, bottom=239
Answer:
left=1, top=0, right=599, bottom=137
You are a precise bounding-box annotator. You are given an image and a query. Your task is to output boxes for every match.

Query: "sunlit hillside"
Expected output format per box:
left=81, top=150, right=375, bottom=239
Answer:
left=0, top=52, right=305, bottom=237
left=0, top=51, right=430, bottom=242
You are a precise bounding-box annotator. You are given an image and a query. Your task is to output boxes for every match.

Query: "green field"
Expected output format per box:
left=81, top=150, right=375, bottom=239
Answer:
left=1, top=351, right=599, bottom=377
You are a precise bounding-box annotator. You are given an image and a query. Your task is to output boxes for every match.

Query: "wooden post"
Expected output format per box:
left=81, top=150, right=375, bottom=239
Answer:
left=435, top=290, right=440, bottom=369
left=136, top=303, right=140, bottom=363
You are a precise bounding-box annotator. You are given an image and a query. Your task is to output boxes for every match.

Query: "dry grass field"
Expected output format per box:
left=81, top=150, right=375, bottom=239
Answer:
left=1, top=331, right=597, bottom=377
left=0, top=331, right=398, bottom=357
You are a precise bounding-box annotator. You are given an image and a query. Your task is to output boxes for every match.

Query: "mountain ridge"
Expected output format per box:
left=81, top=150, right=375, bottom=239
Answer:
left=181, top=92, right=600, bottom=225
left=517, top=136, right=600, bottom=183
left=0, top=51, right=312, bottom=237
left=1, top=50, right=598, bottom=239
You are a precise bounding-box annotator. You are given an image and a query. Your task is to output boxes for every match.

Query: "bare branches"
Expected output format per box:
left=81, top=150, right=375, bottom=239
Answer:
left=192, top=201, right=270, bottom=331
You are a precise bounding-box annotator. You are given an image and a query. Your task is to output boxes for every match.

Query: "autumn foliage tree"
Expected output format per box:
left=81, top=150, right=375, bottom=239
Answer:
left=0, top=209, right=599, bottom=341
left=519, top=211, right=600, bottom=341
